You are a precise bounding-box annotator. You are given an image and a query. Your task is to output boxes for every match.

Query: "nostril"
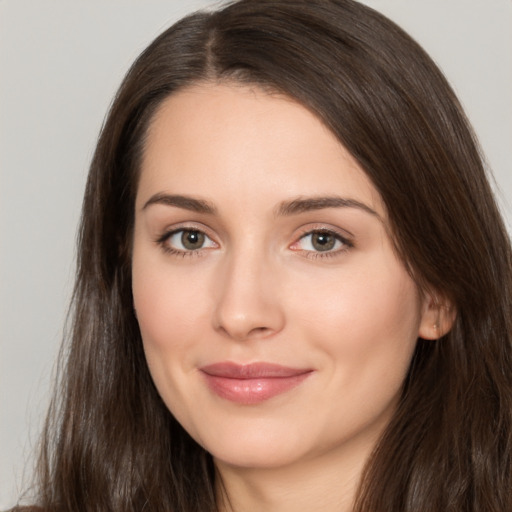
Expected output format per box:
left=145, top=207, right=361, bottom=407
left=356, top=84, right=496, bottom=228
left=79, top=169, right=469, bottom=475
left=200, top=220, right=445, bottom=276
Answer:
left=249, top=326, right=271, bottom=336
left=215, top=322, right=277, bottom=342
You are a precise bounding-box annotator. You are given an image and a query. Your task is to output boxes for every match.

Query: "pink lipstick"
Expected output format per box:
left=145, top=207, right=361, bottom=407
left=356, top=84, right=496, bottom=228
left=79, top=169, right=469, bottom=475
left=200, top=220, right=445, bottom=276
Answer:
left=199, top=362, right=313, bottom=404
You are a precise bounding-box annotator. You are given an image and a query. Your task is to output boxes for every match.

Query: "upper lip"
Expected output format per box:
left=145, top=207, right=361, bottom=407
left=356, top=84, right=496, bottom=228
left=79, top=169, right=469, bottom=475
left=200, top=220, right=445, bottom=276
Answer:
left=199, top=362, right=312, bottom=379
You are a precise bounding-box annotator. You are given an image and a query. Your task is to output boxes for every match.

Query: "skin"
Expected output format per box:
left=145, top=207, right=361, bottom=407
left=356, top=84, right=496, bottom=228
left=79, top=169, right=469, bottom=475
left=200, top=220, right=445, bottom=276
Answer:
left=132, top=83, right=445, bottom=512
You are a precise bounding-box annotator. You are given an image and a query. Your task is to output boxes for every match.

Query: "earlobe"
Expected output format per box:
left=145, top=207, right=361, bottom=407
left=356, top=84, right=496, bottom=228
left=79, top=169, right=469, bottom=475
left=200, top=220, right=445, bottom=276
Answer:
left=418, top=293, right=456, bottom=340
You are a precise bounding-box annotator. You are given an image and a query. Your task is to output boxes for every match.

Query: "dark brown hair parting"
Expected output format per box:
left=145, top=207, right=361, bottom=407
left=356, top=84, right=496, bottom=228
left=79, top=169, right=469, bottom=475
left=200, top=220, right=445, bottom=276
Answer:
left=18, top=0, right=512, bottom=511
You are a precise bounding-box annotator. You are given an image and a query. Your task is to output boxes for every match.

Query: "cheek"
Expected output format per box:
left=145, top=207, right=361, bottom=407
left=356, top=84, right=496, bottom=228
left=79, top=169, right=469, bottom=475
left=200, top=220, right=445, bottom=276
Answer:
left=286, top=262, right=422, bottom=441
left=131, top=246, right=210, bottom=383
left=131, top=252, right=213, bottom=430
left=290, top=258, right=422, bottom=384
left=134, top=274, right=198, bottom=348
left=132, top=241, right=209, bottom=337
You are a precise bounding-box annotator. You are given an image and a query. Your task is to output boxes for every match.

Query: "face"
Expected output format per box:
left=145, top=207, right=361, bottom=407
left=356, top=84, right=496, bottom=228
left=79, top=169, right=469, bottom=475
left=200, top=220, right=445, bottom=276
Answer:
left=132, top=83, right=434, bottom=472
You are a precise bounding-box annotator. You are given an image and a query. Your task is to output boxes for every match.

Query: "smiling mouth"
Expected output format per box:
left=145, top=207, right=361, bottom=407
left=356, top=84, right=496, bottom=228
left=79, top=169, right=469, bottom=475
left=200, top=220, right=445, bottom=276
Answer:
left=199, top=362, right=313, bottom=405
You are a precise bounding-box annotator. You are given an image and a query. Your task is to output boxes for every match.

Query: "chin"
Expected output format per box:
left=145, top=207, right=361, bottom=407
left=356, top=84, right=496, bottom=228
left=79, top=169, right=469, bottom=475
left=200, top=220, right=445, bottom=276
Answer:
left=211, top=444, right=305, bottom=471
left=196, top=420, right=309, bottom=470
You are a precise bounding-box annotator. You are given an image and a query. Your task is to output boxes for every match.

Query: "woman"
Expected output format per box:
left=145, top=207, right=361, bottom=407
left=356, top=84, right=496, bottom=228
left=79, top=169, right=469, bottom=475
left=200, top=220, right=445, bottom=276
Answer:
left=15, top=0, right=512, bottom=510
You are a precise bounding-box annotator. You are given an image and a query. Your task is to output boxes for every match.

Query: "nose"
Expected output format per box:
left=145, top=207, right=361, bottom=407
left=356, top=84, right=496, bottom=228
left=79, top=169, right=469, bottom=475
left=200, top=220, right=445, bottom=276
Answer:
left=212, top=250, right=285, bottom=341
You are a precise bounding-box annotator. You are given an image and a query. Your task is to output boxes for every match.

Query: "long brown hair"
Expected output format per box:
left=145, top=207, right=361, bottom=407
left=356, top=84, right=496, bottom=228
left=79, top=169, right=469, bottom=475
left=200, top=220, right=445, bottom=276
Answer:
left=21, top=0, right=512, bottom=510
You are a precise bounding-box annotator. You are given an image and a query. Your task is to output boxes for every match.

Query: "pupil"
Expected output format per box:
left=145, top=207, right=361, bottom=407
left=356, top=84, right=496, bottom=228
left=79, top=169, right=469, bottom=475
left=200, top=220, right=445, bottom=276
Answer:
left=312, top=233, right=335, bottom=251
left=182, top=230, right=204, bottom=250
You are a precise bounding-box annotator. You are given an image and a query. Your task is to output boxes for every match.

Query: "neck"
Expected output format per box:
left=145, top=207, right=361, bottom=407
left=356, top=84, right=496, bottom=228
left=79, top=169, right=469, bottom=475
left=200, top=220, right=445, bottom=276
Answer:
left=215, top=434, right=376, bottom=512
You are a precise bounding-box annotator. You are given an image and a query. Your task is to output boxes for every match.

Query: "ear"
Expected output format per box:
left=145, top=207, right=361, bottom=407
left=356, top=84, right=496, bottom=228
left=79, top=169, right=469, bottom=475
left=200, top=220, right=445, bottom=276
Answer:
left=418, top=291, right=456, bottom=340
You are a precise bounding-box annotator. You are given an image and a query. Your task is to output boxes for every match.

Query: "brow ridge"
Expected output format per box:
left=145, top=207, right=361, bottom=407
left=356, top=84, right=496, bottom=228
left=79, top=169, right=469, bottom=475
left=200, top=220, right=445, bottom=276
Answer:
left=142, top=193, right=378, bottom=219
left=142, top=193, right=217, bottom=214
left=276, top=196, right=378, bottom=217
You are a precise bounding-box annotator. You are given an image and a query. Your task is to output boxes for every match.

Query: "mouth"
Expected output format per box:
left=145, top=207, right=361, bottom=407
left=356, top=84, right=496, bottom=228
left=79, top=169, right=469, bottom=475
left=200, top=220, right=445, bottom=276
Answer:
left=199, top=362, right=313, bottom=404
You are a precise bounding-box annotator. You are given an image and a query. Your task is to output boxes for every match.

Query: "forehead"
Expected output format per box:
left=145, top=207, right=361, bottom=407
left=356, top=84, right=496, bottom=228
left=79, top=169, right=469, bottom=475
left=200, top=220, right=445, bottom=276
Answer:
left=137, top=83, right=384, bottom=215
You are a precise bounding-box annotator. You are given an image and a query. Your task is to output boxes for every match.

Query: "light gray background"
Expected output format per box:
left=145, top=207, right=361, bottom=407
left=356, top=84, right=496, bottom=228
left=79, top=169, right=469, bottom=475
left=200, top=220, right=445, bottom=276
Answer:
left=1, top=1, right=511, bottom=508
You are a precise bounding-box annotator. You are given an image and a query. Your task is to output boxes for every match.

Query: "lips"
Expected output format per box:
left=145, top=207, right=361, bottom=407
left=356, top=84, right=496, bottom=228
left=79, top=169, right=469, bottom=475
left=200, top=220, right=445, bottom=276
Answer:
left=199, top=362, right=313, bottom=404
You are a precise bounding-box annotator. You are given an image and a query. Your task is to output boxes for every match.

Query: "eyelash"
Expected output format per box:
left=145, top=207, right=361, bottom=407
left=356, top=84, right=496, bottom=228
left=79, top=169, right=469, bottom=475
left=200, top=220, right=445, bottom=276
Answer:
left=155, top=227, right=353, bottom=259
left=155, top=226, right=217, bottom=258
left=291, top=228, right=353, bottom=260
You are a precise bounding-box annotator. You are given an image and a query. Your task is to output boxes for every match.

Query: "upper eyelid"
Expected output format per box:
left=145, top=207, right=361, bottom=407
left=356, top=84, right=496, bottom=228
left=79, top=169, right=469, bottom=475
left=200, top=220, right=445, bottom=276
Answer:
left=157, top=222, right=217, bottom=239
left=290, top=225, right=355, bottom=253
left=296, top=231, right=351, bottom=245
left=154, top=226, right=218, bottom=255
left=294, top=224, right=354, bottom=241
left=156, top=227, right=218, bottom=256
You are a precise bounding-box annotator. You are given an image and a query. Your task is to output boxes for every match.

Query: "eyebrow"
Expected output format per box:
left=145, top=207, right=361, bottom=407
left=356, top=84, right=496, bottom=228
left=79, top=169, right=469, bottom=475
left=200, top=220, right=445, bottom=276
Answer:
left=275, top=196, right=379, bottom=218
left=142, top=193, right=217, bottom=214
left=142, top=193, right=379, bottom=219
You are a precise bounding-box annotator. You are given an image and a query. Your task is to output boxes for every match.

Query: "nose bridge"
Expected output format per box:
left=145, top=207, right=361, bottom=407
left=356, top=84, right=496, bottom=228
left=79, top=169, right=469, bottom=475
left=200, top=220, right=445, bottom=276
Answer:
left=213, top=239, right=284, bottom=341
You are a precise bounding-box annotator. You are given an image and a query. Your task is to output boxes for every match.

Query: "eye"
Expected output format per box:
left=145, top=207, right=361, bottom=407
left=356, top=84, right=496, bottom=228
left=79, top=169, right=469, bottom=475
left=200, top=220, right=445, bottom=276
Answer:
left=291, top=229, right=352, bottom=255
left=160, top=228, right=217, bottom=253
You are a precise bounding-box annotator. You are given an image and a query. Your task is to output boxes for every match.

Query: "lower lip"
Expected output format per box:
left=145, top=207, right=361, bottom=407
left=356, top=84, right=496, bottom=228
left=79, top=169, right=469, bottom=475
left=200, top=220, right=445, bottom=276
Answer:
left=200, top=372, right=312, bottom=404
